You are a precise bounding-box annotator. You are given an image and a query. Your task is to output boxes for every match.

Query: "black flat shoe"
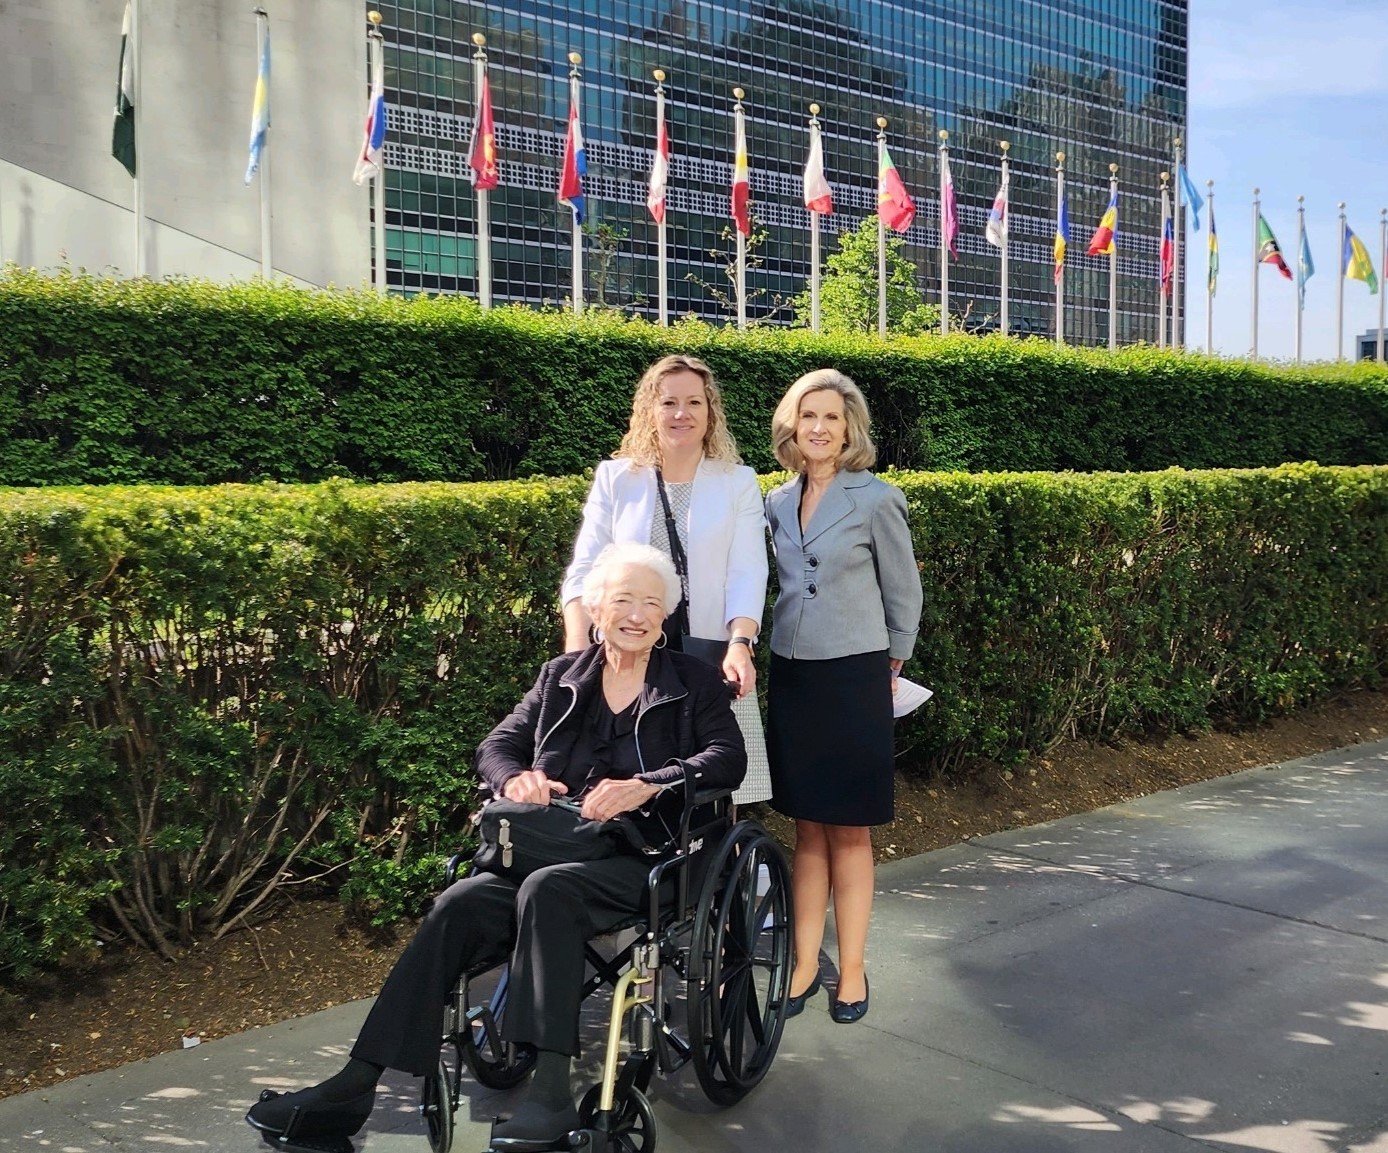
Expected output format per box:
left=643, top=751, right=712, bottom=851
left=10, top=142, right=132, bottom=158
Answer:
left=829, top=974, right=870, bottom=1024
left=245, top=1086, right=375, bottom=1140
left=783, top=973, right=822, bottom=1019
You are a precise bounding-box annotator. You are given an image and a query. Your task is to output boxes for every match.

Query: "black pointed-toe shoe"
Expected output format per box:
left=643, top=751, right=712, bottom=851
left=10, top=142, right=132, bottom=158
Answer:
left=783, top=973, right=823, bottom=1019
left=829, top=974, right=870, bottom=1024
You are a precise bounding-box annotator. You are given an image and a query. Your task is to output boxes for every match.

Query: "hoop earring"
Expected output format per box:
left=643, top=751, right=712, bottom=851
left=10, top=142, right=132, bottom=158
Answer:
left=591, top=626, right=604, bottom=645
left=654, top=632, right=668, bottom=650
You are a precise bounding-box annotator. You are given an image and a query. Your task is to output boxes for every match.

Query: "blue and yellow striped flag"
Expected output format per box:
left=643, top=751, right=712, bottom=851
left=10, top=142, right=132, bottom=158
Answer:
left=244, top=20, right=271, bottom=185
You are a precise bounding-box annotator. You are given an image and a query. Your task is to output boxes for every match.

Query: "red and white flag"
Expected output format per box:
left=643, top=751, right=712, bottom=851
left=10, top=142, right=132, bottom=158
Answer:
left=467, top=71, right=499, bottom=190
left=803, top=118, right=832, bottom=215
left=647, top=84, right=670, bottom=223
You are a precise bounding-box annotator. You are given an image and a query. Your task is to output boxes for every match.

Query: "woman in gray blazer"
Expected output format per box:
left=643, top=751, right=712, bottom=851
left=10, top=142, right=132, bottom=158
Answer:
left=765, top=369, right=922, bottom=1025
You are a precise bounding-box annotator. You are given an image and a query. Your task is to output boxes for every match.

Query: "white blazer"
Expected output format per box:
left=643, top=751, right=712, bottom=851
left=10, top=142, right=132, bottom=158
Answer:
left=562, top=458, right=769, bottom=641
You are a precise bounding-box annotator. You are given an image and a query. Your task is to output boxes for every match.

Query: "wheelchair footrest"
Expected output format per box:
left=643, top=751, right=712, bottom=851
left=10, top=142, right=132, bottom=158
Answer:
left=484, top=1131, right=593, bottom=1153
left=259, top=1133, right=354, bottom=1153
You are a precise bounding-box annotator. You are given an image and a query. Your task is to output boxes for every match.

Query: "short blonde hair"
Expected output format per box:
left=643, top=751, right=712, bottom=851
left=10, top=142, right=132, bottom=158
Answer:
left=614, top=354, right=743, bottom=467
left=581, top=542, right=682, bottom=616
left=771, top=369, right=877, bottom=474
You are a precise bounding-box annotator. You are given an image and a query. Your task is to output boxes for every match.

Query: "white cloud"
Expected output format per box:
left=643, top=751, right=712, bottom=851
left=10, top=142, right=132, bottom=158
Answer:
left=1192, top=2, right=1388, bottom=108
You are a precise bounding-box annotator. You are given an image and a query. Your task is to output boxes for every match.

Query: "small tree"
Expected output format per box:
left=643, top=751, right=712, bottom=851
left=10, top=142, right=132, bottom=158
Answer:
left=685, top=214, right=791, bottom=325
left=795, top=215, right=940, bottom=335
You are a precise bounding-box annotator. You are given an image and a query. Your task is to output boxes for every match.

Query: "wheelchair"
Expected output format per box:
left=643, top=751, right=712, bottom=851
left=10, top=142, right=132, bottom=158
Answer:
left=418, top=785, right=793, bottom=1153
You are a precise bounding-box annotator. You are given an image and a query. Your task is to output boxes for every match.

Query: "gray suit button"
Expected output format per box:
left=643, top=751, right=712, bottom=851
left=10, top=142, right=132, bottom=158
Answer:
left=806, top=582, right=818, bottom=596
left=807, top=555, right=819, bottom=568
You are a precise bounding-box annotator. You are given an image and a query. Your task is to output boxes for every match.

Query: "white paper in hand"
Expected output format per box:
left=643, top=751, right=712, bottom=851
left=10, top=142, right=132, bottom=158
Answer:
left=892, top=677, right=933, bottom=719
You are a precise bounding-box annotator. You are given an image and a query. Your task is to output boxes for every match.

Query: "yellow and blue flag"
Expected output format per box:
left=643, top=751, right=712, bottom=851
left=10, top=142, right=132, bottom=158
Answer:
left=1343, top=224, right=1378, bottom=295
left=244, top=21, right=271, bottom=185
left=1053, top=194, right=1069, bottom=283
left=1207, top=200, right=1219, bottom=296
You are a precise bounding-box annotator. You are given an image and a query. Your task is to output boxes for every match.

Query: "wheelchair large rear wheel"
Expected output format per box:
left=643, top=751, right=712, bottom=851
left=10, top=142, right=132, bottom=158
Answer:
left=685, top=822, right=792, bottom=1105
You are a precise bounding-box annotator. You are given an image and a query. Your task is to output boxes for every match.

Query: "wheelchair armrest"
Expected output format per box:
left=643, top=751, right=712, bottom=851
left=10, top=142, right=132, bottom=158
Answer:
left=445, top=850, right=470, bottom=886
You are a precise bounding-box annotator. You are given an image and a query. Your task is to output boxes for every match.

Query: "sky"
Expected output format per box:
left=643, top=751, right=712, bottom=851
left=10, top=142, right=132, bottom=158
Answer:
left=1185, top=0, right=1388, bottom=362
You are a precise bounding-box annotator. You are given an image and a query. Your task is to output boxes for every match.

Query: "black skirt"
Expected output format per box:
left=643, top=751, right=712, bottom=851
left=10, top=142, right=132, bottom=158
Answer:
left=766, top=650, right=895, bottom=827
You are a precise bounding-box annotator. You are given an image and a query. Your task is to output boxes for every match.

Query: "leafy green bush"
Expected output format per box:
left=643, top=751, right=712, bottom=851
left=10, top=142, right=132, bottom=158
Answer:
left=2, top=464, right=1385, bottom=979
left=1, top=270, right=1385, bottom=486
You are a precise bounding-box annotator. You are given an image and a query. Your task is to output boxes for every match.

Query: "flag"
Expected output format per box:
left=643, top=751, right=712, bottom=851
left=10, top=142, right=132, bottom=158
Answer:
left=940, top=151, right=958, bottom=259
left=244, top=21, right=271, bottom=186
left=1207, top=201, right=1219, bottom=296
left=730, top=103, right=751, bottom=236
left=647, top=85, right=669, bottom=223
left=112, top=3, right=136, bottom=177
left=1087, top=189, right=1118, bottom=256
left=1179, top=165, right=1204, bottom=231
left=468, top=71, right=499, bottom=190
left=1343, top=224, right=1379, bottom=294
left=877, top=145, right=914, bottom=232
left=1053, top=193, right=1069, bottom=283
left=1256, top=214, right=1292, bottom=279
left=803, top=119, right=832, bottom=215
left=984, top=176, right=1007, bottom=248
left=1160, top=214, right=1174, bottom=297
left=352, top=38, right=387, bottom=185
left=1297, top=222, right=1314, bottom=306
left=558, top=77, right=587, bottom=225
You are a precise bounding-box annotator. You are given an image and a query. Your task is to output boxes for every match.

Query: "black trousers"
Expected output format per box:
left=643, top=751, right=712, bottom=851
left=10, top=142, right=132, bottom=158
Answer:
left=351, top=855, right=653, bottom=1075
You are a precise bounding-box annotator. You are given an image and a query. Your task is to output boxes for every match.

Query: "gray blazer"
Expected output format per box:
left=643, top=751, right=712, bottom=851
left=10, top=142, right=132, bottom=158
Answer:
left=765, top=469, right=923, bottom=661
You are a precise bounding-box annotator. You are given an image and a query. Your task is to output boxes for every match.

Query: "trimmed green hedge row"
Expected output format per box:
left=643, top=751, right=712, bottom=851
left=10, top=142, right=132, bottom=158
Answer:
left=2, top=464, right=1385, bottom=978
left=2, top=270, right=1386, bottom=486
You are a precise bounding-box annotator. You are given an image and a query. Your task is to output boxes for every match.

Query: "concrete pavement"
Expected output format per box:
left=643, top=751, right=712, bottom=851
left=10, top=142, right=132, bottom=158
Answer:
left=4, top=738, right=1387, bottom=1153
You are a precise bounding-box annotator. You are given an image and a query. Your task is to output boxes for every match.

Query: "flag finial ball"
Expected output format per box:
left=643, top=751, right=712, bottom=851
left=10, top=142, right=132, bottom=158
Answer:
left=568, top=52, right=581, bottom=66
left=809, top=103, right=820, bottom=116
left=471, top=32, right=485, bottom=46
left=1056, top=150, right=1065, bottom=163
left=877, top=116, right=888, bottom=130
left=1161, top=170, right=1169, bottom=181
left=938, top=129, right=949, bottom=142
left=1254, top=187, right=1260, bottom=196
left=1298, top=194, right=1304, bottom=204
left=1339, top=201, right=1347, bottom=210
left=1000, top=140, right=1010, bottom=152
left=1109, top=162, right=1118, bottom=175
left=733, top=87, right=744, bottom=100
left=367, top=10, right=383, bottom=25
left=653, top=68, right=665, bottom=82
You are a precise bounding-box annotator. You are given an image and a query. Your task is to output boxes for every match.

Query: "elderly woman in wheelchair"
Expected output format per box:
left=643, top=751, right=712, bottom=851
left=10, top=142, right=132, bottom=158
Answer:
left=247, top=542, right=792, bottom=1153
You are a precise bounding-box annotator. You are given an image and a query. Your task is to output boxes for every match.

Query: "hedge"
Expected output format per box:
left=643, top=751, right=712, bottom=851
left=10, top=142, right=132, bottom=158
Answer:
left=2, top=464, right=1385, bottom=979
left=1, top=270, right=1386, bottom=486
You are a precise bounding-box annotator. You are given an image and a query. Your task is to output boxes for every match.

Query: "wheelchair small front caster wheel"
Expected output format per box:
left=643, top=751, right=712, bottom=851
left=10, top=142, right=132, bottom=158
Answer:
left=577, top=1084, right=655, bottom=1153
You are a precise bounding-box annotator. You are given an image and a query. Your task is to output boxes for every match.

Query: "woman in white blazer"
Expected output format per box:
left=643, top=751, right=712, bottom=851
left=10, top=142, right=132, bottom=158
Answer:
left=561, top=354, right=772, bottom=802
left=765, top=369, right=922, bottom=1025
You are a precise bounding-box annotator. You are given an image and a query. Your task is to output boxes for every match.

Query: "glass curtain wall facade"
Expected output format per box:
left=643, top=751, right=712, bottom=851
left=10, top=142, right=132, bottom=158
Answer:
left=373, top=1, right=1188, bottom=346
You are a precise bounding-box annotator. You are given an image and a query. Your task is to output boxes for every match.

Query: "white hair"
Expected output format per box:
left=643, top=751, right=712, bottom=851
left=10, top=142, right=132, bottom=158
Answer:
left=581, top=542, right=682, bottom=616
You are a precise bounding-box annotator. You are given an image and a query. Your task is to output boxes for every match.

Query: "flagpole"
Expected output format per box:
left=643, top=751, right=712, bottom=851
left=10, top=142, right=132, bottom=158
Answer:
left=1158, top=171, right=1169, bottom=348
left=808, top=104, right=823, bottom=334
left=1205, top=180, right=1214, bottom=355
left=367, top=12, right=386, bottom=295
left=1251, top=188, right=1260, bottom=362
left=938, top=129, right=950, bottom=335
left=1055, top=151, right=1065, bottom=346
left=1172, top=136, right=1183, bottom=349
left=569, top=54, right=584, bottom=316
left=654, top=70, right=669, bottom=327
left=733, top=87, right=747, bottom=331
left=469, top=35, right=492, bottom=309
left=1295, top=196, right=1306, bottom=365
left=1107, top=162, right=1118, bottom=351
left=999, top=139, right=1010, bottom=336
left=255, top=8, right=272, bottom=278
left=1336, top=202, right=1347, bottom=362
left=132, top=0, right=145, bottom=277
left=877, top=118, right=888, bottom=339
left=1378, top=208, right=1386, bottom=363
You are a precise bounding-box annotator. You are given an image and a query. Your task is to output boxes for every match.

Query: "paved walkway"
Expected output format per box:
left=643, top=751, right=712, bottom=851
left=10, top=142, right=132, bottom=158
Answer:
left=4, top=738, right=1388, bottom=1153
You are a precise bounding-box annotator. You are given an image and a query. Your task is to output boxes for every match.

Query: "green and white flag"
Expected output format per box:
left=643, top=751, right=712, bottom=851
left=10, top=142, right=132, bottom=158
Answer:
left=112, top=3, right=136, bottom=177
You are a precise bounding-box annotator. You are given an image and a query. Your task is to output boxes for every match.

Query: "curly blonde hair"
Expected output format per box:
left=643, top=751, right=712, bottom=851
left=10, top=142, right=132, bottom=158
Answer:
left=614, top=354, right=743, bottom=467
left=771, top=369, right=877, bottom=474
